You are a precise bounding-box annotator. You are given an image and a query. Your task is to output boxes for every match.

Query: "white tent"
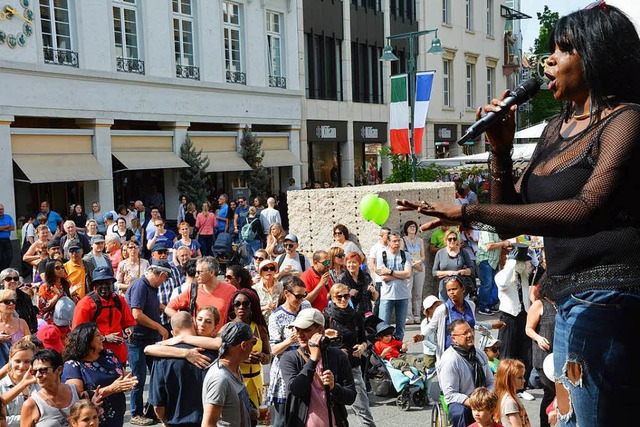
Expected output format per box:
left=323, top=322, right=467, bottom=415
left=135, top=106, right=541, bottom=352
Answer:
left=514, top=122, right=547, bottom=139
left=419, top=143, right=537, bottom=168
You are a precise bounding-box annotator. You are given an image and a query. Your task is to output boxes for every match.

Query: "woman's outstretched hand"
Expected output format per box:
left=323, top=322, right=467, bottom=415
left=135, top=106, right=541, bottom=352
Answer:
left=396, top=199, right=463, bottom=230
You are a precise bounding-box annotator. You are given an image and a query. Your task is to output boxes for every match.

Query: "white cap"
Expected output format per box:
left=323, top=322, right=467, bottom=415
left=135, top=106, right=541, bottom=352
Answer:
left=289, top=308, right=324, bottom=329
left=423, top=295, right=440, bottom=311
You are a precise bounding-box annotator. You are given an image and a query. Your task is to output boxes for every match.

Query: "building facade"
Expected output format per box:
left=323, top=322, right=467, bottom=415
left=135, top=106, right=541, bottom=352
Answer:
left=0, top=0, right=302, bottom=230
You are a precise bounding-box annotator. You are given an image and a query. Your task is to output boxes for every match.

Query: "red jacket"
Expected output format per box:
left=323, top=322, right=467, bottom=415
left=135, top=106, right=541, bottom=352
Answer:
left=72, top=293, right=136, bottom=363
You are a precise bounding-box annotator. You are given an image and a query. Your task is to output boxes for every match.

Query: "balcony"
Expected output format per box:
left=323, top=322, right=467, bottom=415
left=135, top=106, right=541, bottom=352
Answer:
left=43, top=47, right=79, bottom=68
left=116, top=57, right=145, bottom=75
left=176, top=64, right=200, bottom=80
left=226, top=70, right=246, bottom=85
left=268, top=75, right=287, bottom=89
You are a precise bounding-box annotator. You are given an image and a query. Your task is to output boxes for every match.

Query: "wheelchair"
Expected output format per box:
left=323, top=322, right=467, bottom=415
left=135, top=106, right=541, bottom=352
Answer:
left=429, top=376, right=451, bottom=427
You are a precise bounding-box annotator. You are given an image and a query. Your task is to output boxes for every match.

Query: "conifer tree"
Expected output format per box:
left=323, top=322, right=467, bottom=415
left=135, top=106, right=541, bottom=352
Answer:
left=240, top=126, right=270, bottom=199
left=178, top=136, right=210, bottom=207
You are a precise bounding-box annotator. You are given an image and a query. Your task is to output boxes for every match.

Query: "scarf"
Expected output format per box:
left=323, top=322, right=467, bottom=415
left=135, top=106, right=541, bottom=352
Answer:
left=451, top=344, right=487, bottom=388
left=324, top=304, right=356, bottom=325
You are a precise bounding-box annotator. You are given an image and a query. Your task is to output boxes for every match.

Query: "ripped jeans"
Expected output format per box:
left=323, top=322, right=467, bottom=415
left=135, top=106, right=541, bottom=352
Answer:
left=553, top=289, right=640, bottom=427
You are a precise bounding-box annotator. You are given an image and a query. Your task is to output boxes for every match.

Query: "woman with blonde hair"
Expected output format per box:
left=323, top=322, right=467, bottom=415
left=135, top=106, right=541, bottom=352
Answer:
left=0, top=338, right=37, bottom=426
left=195, top=202, right=217, bottom=257
left=494, top=359, right=531, bottom=427
left=328, top=246, right=346, bottom=284
left=265, top=223, right=285, bottom=260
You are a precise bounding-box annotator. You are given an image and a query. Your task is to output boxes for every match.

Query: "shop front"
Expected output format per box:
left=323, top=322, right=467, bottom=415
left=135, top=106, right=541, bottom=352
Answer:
left=353, top=121, right=387, bottom=186
left=307, top=120, right=347, bottom=186
left=434, top=124, right=457, bottom=158
left=461, top=124, right=481, bottom=155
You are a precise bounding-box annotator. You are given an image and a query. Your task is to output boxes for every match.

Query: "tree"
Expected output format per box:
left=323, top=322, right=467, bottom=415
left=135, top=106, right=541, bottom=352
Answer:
left=534, top=6, right=559, bottom=54
left=178, top=136, right=210, bottom=208
left=380, top=146, right=446, bottom=183
left=240, top=126, right=270, bottom=199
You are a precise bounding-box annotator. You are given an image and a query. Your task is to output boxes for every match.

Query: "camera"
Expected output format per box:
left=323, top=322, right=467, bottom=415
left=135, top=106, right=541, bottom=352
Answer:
left=320, top=329, right=342, bottom=350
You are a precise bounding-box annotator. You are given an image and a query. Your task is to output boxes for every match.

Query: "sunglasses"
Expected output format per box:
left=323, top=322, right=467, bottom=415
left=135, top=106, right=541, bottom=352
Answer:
left=156, top=250, right=168, bottom=254
left=233, top=300, right=251, bottom=309
left=1, top=299, right=16, bottom=305
left=333, top=231, right=343, bottom=235
left=291, top=292, right=307, bottom=300
left=69, top=248, right=81, bottom=253
left=284, top=243, right=296, bottom=249
left=154, top=223, right=164, bottom=227
left=261, top=266, right=276, bottom=272
left=335, top=253, right=345, bottom=258
left=334, top=294, right=351, bottom=301
left=447, top=238, right=457, bottom=242
left=321, top=260, right=331, bottom=267
left=3, top=276, right=19, bottom=282
left=253, top=256, right=265, bottom=261
left=29, top=367, right=53, bottom=376
left=225, top=275, right=236, bottom=281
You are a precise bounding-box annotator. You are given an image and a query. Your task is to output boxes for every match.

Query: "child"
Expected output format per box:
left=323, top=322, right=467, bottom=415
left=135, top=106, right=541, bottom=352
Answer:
left=480, top=334, right=500, bottom=374
left=67, top=399, right=100, bottom=427
left=468, top=387, right=504, bottom=427
left=373, top=322, right=426, bottom=384
left=412, top=295, right=442, bottom=369
left=494, top=359, right=532, bottom=427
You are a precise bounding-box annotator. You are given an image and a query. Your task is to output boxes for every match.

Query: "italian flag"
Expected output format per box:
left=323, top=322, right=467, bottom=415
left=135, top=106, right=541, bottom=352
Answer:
left=390, top=74, right=410, bottom=154
left=413, top=71, right=435, bottom=154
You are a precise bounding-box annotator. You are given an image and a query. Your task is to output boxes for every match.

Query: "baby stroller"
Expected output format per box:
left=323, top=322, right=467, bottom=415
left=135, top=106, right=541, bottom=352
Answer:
left=212, top=232, right=240, bottom=274
left=363, top=314, right=430, bottom=411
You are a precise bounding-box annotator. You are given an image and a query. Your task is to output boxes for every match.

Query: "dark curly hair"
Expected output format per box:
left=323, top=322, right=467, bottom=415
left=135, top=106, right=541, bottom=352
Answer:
left=226, top=288, right=266, bottom=329
left=227, top=264, right=253, bottom=290
left=63, top=322, right=100, bottom=361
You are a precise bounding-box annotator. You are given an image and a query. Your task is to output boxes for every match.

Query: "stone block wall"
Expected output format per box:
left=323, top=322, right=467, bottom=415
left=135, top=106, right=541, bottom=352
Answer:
left=287, top=182, right=456, bottom=297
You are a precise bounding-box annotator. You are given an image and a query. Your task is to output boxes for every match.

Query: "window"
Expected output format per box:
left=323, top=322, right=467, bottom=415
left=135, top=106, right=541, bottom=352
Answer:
left=113, top=0, right=143, bottom=74
left=443, top=59, right=451, bottom=107
left=465, top=0, right=473, bottom=31
left=266, top=11, right=285, bottom=88
left=223, top=1, right=244, bottom=84
left=305, top=33, right=343, bottom=101
left=40, top=0, right=77, bottom=67
left=351, top=43, right=383, bottom=104
left=173, top=0, right=198, bottom=79
left=466, top=63, right=475, bottom=108
left=486, top=67, right=495, bottom=103
left=442, top=0, right=451, bottom=24
left=486, top=0, right=494, bottom=36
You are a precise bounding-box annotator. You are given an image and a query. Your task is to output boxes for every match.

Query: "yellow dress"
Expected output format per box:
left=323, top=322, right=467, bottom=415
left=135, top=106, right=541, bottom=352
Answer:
left=240, top=321, right=264, bottom=409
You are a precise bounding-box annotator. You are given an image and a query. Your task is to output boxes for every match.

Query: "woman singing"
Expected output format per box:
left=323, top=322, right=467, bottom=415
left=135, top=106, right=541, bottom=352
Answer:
left=398, top=5, right=640, bottom=425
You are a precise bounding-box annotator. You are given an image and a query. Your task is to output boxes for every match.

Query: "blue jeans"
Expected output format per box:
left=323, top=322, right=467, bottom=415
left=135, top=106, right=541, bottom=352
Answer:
left=554, top=289, right=640, bottom=427
left=448, top=402, right=473, bottom=427
left=477, top=260, right=498, bottom=310
left=127, top=340, right=155, bottom=416
left=379, top=298, right=408, bottom=340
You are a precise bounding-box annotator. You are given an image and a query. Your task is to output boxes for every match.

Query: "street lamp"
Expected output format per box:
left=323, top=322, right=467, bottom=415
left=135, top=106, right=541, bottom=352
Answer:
left=380, top=29, right=445, bottom=182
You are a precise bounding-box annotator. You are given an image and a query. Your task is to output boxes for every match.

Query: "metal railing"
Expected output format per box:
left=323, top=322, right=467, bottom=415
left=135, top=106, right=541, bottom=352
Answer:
left=268, top=75, right=286, bottom=88
left=43, top=47, right=79, bottom=67
left=116, top=57, right=145, bottom=75
left=226, top=70, right=246, bottom=85
left=176, top=64, right=200, bottom=80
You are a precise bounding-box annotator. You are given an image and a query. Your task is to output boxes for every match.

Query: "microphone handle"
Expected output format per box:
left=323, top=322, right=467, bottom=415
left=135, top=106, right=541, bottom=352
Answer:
left=456, top=95, right=516, bottom=146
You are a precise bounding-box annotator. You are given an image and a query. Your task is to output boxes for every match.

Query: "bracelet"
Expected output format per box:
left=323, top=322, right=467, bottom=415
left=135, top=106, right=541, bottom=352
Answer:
left=389, top=270, right=394, bottom=276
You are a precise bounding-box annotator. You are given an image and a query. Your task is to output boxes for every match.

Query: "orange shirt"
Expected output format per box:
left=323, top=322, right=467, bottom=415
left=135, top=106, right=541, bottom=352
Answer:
left=64, top=260, right=87, bottom=299
left=167, top=281, right=236, bottom=333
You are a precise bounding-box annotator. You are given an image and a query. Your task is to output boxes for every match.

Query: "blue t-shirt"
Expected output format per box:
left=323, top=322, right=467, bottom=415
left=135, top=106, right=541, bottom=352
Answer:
left=173, top=239, right=201, bottom=257
left=0, top=214, right=14, bottom=239
left=234, top=205, right=250, bottom=229
left=444, top=298, right=476, bottom=349
left=148, top=343, right=217, bottom=426
left=62, top=350, right=126, bottom=427
left=37, top=210, right=63, bottom=234
left=125, top=276, right=161, bottom=341
left=148, top=230, right=177, bottom=250
left=216, top=204, right=229, bottom=232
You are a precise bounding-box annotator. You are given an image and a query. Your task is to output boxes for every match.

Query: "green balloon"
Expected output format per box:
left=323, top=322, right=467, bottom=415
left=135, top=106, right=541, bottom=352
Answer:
left=374, top=197, right=390, bottom=225
left=359, top=194, right=379, bottom=221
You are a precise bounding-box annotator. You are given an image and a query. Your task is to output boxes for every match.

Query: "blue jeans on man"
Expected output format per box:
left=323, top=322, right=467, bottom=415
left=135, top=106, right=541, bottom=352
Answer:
left=127, top=339, right=155, bottom=417
left=477, top=260, right=498, bottom=310
left=379, top=298, right=408, bottom=340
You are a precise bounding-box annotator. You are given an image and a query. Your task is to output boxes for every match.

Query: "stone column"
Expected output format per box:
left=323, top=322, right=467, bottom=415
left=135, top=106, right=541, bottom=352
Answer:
left=0, top=116, right=16, bottom=239
left=341, top=125, right=355, bottom=186
left=160, top=122, right=190, bottom=221
left=289, top=126, right=302, bottom=186
left=77, top=119, right=114, bottom=211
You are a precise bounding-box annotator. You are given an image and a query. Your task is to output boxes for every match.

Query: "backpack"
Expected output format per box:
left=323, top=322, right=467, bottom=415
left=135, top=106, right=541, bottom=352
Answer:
left=381, top=250, right=406, bottom=270
left=240, top=217, right=258, bottom=241
left=277, top=252, right=306, bottom=272
left=88, top=291, right=123, bottom=323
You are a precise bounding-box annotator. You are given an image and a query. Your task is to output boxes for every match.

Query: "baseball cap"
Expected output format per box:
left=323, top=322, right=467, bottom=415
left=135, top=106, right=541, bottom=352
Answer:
left=36, top=324, right=64, bottom=354
left=151, top=243, right=168, bottom=252
left=479, top=334, right=500, bottom=349
left=151, top=259, right=173, bottom=275
left=68, top=243, right=82, bottom=252
left=284, top=234, right=298, bottom=243
left=90, top=234, right=105, bottom=244
left=47, top=239, right=61, bottom=249
left=91, top=266, right=115, bottom=284
left=423, top=295, right=440, bottom=311
left=289, top=308, right=324, bottom=329
left=104, top=212, right=114, bottom=221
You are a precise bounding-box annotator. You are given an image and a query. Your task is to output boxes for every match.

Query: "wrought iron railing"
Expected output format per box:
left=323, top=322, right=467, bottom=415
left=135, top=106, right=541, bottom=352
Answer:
left=116, top=57, right=145, bottom=75
left=226, top=70, right=246, bottom=85
left=176, top=64, right=200, bottom=80
left=43, top=47, right=79, bottom=68
left=268, top=75, right=286, bottom=89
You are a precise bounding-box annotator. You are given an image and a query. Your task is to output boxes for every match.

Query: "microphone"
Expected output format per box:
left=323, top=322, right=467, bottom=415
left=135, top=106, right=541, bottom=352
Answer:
left=456, top=77, right=541, bottom=146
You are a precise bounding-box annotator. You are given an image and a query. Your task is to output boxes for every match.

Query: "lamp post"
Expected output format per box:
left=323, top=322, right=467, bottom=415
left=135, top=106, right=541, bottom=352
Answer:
left=380, top=29, right=445, bottom=182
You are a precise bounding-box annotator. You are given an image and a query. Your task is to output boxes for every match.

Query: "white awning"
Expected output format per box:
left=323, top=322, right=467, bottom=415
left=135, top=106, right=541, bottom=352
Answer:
left=514, top=122, right=547, bottom=139
left=419, top=143, right=537, bottom=167
left=13, top=154, right=110, bottom=183
left=204, top=151, right=252, bottom=172
left=112, top=151, right=189, bottom=170
left=262, top=150, right=302, bottom=168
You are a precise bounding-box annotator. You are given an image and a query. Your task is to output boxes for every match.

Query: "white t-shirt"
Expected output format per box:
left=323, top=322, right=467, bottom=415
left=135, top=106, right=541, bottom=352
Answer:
left=368, top=241, right=388, bottom=283
left=276, top=253, right=310, bottom=277
left=21, top=222, right=35, bottom=247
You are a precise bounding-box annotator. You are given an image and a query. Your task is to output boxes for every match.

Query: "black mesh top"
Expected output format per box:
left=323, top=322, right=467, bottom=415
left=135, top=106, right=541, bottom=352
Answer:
left=465, top=104, right=640, bottom=276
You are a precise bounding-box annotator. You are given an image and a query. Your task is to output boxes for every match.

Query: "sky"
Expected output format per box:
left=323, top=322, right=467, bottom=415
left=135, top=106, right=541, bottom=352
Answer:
left=519, top=0, right=640, bottom=52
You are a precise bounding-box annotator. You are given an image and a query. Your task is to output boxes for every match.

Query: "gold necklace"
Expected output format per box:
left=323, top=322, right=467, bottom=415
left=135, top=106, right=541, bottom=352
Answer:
left=573, top=111, right=591, bottom=120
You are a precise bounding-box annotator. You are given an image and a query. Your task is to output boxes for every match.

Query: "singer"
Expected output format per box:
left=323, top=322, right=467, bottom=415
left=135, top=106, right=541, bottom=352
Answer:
left=398, top=4, right=640, bottom=427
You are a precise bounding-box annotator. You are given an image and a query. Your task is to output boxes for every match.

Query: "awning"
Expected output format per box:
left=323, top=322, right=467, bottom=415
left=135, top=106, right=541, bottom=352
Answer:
left=204, top=151, right=252, bottom=172
left=262, top=150, right=302, bottom=168
left=112, top=151, right=189, bottom=170
left=419, top=143, right=538, bottom=167
left=13, top=154, right=110, bottom=183
left=514, top=122, right=547, bottom=139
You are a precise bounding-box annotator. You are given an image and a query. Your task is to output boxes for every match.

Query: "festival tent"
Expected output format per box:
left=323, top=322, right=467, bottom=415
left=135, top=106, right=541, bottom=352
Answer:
left=418, top=143, right=537, bottom=168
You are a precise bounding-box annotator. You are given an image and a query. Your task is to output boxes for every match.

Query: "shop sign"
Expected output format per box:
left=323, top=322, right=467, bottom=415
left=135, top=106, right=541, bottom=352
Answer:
left=307, top=120, right=347, bottom=142
left=354, top=122, right=387, bottom=143
left=434, top=124, right=457, bottom=142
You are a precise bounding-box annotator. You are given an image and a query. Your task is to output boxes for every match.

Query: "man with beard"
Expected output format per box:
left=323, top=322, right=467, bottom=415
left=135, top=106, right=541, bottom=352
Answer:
left=72, top=266, right=136, bottom=364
